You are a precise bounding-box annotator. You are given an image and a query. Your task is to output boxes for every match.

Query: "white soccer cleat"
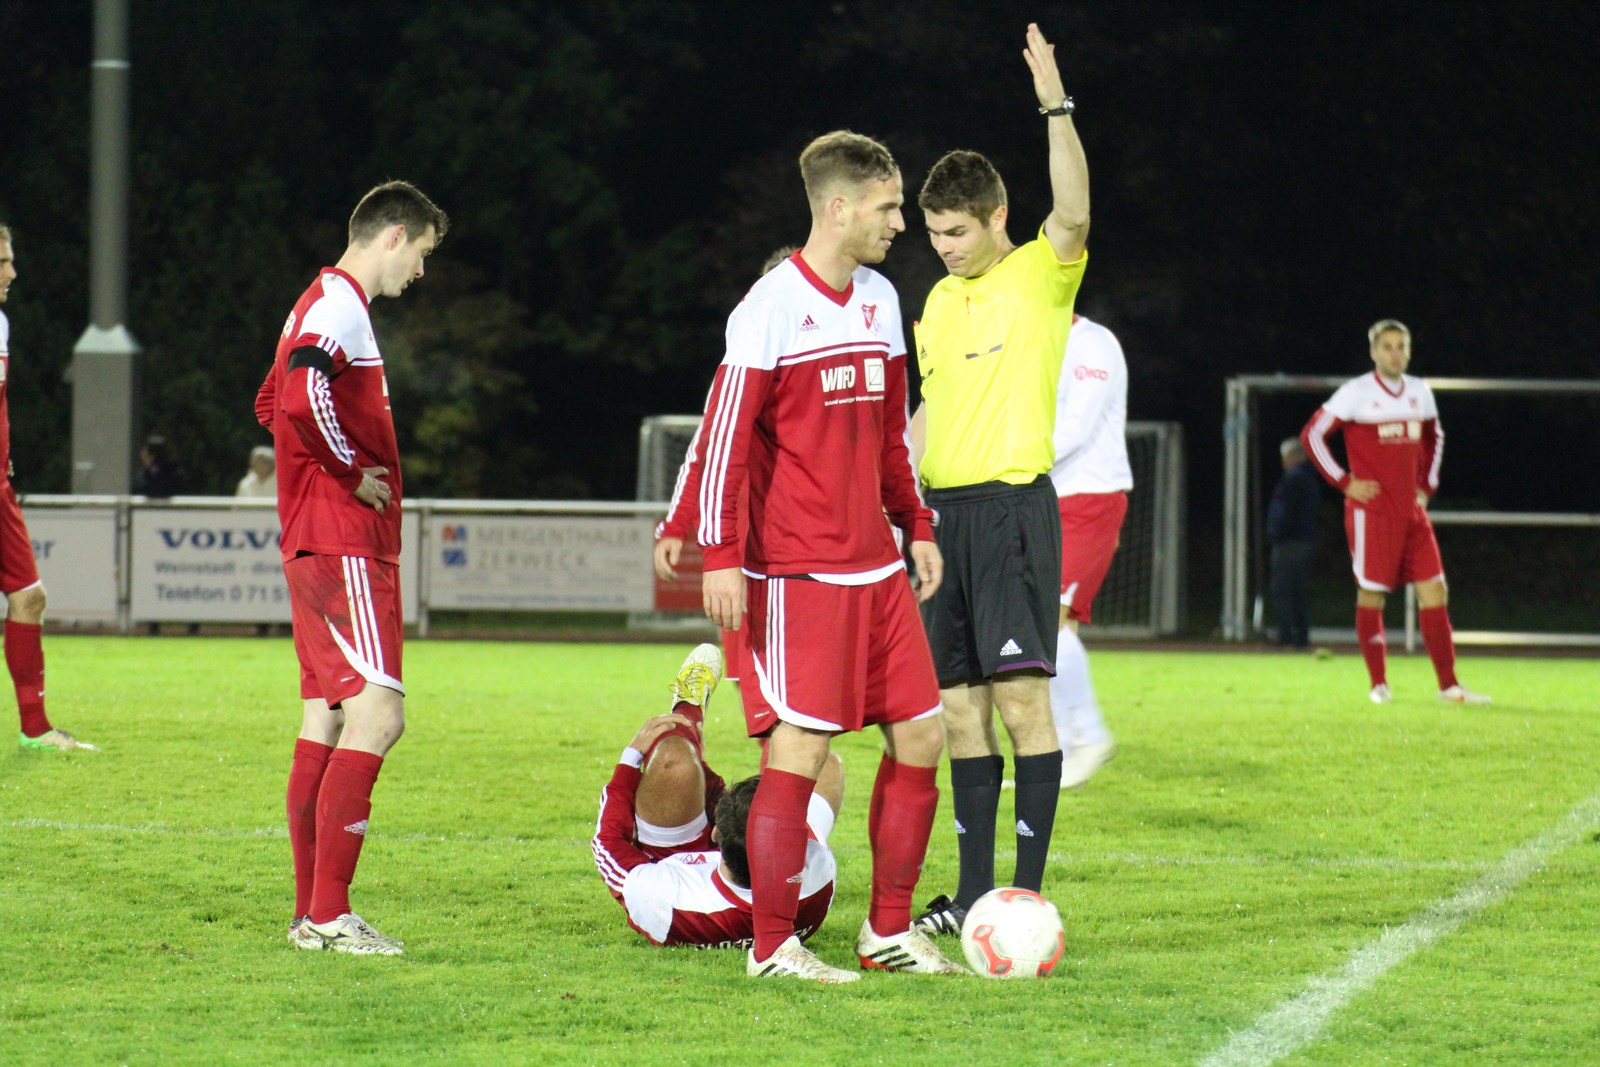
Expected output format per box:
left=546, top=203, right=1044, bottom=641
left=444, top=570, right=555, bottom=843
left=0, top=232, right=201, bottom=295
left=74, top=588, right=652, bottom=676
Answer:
left=1368, top=684, right=1392, bottom=704
left=855, top=919, right=968, bottom=974
left=1439, top=684, right=1491, bottom=705
left=303, top=912, right=404, bottom=956
left=287, top=917, right=323, bottom=950
left=747, top=935, right=859, bottom=983
left=18, top=728, right=98, bottom=752
left=1060, top=741, right=1116, bottom=789
left=671, top=643, right=723, bottom=710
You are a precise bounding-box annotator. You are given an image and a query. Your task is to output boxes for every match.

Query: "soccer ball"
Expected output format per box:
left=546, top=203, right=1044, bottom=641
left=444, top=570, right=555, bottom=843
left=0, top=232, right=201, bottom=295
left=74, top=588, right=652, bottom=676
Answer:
left=960, top=887, right=1066, bottom=979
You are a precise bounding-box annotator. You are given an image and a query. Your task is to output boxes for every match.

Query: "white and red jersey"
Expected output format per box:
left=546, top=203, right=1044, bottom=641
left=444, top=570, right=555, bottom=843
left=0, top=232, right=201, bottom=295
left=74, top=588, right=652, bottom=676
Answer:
left=690, top=252, right=932, bottom=580
left=0, top=311, right=12, bottom=479
left=1302, top=372, right=1442, bottom=516
left=591, top=753, right=835, bottom=948
left=1050, top=315, right=1133, bottom=497
left=256, top=268, right=402, bottom=563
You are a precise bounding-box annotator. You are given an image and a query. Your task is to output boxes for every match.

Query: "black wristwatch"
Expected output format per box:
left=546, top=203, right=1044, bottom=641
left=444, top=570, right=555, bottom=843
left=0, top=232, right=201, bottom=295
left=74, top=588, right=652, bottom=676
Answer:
left=1039, top=97, right=1075, bottom=117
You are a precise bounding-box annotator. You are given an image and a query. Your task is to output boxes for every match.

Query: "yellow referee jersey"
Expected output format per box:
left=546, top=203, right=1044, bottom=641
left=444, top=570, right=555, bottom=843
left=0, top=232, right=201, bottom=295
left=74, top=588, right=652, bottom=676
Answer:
left=915, top=231, right=1086, bottom=488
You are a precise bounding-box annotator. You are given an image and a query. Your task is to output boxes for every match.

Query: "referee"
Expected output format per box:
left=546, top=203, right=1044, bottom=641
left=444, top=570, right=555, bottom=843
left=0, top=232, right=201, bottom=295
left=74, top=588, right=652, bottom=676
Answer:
left=910, top=22, right=1091, bottom=935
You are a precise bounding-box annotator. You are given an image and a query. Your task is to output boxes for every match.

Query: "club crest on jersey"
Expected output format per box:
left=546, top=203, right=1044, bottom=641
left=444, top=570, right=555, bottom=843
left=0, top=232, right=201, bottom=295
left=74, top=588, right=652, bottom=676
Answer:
left=861, top=303, right=879, bottom=332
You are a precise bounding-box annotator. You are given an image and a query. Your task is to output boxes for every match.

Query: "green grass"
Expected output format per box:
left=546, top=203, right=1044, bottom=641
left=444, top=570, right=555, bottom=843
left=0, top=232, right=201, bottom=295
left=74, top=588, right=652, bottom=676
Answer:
left=1, top=639, right=1596, bottom=1065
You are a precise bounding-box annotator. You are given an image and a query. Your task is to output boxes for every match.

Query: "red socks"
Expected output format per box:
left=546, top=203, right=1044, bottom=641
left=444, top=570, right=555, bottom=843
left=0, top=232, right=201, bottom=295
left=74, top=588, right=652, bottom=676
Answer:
left=5, top=620, right=50, bottom=738
left=1419, top=605, right=1459, bottom=690
left=867, top=756, right=938, bottom=938
left=1356, top=606, right=1387, bottom=687
left=308, top=748, right=385, bottom=924
left=286, top=739, right=334, bottom=918
left=747, top=768, right=814, bottom=962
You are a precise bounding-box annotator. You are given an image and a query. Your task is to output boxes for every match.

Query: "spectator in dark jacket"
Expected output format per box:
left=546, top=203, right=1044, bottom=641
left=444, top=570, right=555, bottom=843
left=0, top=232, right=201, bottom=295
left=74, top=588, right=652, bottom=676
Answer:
left=1266, top=438, right=1321, bottom=647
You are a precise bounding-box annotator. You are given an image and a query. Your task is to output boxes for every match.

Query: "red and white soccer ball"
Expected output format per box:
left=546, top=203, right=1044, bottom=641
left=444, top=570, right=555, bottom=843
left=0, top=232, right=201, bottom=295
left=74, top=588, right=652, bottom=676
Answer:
left=960, top=887, right=1066, bottom=979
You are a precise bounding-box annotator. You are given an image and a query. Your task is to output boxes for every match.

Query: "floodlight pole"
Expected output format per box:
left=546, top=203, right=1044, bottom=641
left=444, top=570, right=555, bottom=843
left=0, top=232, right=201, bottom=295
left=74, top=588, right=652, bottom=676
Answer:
left=70, top=0, right=140, bottom=494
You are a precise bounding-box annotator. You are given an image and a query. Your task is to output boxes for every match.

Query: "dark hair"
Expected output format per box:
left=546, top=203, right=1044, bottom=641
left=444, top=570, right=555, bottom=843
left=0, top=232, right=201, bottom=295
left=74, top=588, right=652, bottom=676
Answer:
left=713, top=774, right=761, bottom=888
left=918, top=149, right=1008, bottom=222
left=0, top=223, right=11, bottom=243
left=348, top=180, right=449, bottom=246
left=799, top=131, right=898, bottom=211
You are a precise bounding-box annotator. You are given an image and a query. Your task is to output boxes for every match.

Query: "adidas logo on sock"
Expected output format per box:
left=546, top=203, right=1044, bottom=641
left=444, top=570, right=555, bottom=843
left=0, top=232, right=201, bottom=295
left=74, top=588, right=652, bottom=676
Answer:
left=1016, top=820, right=1035, bottom=837
left=1000, top=639, right=1023, bottom=656
left=344, top=819, right=369, bottom=836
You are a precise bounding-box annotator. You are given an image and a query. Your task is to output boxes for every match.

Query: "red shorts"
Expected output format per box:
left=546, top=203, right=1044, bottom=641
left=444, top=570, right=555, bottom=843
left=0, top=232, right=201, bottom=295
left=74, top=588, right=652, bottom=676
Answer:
left=286, top=554, right=404, bottom=707
left=1058, top=492, right=1128, bottom=625
left=1345, top=504, right=1444, bottom=592
left=0, top=483, right=41, bottom=595
left=721, top=624, right=750, bottom=682
left=741, top=573, right=941, bottom=737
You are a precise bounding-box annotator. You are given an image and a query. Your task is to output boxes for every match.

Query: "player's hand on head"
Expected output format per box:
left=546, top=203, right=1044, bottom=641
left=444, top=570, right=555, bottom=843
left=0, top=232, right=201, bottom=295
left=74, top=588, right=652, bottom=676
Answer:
left=653, top=537, right=684, bottom=581
left=631, top=713, right=695, bottom=753
left=1022, top=22, right=1066, bottom=107
left=354, top=466, right=391, bottom=512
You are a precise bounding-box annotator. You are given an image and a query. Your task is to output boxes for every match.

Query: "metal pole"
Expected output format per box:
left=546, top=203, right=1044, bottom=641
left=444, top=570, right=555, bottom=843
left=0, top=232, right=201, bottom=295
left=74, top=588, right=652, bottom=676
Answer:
left=71, top=0, right=140, bottom=494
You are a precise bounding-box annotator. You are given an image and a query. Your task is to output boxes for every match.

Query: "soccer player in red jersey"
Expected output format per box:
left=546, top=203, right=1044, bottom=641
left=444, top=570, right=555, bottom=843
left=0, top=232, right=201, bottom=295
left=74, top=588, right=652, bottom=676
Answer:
left=255, top=182, right=447, bottom=954
left=687, top=132, right=961, bottom=981
left=593, top=645, right=840, bottom=949
left=0, top=225, right=96, bottom=753
left=1301, top=319, right=1489, bottom=705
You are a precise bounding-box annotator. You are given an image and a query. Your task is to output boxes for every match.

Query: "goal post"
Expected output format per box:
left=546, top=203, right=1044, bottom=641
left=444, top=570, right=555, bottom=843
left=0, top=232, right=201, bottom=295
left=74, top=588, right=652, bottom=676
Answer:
left=1222, top=375, right=1600, bottom=645
left=635, top=414, right=1186, bottom=636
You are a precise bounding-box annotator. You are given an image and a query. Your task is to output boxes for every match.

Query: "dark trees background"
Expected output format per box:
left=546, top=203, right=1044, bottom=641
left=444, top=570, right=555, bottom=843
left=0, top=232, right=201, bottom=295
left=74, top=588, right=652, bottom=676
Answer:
left=1, top=0, right=1595, bottom=618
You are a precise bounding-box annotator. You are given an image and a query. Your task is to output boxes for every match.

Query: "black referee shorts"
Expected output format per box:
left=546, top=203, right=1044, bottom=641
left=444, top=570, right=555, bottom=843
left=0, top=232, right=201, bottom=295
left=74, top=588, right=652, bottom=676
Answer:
left=920, top=475, right=1061, bottom=686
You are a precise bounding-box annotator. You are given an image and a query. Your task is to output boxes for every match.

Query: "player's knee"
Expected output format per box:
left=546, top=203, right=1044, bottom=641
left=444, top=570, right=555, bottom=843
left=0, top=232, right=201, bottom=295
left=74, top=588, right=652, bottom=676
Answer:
left=643, top=735, right=702, bottom=788
left=7, top=584, right=46, bottom=623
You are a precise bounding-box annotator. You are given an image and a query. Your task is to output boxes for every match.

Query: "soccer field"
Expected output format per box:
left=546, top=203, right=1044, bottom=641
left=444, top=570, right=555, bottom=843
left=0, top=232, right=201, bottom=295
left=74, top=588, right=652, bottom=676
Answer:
left=2, top=637, right=1595, bottom=1066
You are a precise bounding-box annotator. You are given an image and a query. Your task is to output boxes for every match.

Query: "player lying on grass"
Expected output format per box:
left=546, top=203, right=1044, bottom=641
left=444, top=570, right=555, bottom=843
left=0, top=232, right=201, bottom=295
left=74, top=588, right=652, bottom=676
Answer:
left=592, top=645, right=840, bottom=948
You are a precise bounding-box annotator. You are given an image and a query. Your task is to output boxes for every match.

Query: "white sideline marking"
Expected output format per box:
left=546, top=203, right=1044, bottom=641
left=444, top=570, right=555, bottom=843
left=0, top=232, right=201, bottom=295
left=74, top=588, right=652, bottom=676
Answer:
left=1198, top=789, right=1600, bottom=1067
left=1, top=819, right=1495, bottom=873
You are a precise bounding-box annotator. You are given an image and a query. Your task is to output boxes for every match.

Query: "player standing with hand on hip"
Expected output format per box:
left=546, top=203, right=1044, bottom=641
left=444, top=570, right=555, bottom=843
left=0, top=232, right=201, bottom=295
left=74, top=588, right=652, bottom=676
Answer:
left=688, top=131, right=962, bottom=981
left=256, top=181, right=447, bottom=955
left=910, top=23, right=1090, bottom=935
left=0, top=225, right=96, bottom=753
left=1300, top=319, right=1489, bottom=705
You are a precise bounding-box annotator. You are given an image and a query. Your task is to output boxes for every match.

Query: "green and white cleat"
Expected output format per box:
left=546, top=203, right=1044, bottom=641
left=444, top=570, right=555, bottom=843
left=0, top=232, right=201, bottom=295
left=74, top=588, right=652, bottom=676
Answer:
left=303, top=913, right=404, bottom=956
left=747, top=935, right=859, bottom=983
left=287, top=917, right=323, bottom=950
left=671, top=643, right=723, bottom=711
left=19, top=728, right=98, bottom=752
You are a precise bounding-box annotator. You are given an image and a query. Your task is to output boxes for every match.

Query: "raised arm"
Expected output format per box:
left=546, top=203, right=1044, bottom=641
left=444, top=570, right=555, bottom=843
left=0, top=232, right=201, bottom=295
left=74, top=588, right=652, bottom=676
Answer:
left=1023, top=22, right=1089, bottom=262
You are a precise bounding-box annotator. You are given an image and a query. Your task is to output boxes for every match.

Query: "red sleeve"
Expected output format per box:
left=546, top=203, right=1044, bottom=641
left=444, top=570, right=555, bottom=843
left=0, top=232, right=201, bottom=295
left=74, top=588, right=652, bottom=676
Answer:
left=591, top=761, right=653, bottom=899
left=656, top=419, right=705, bottom=542
left=278, top=351, right=364, bottom=492
left=1301, top=406, right=1352, bottom=492
left=879, top=355, right=935, bottom=543
left=1418, top=417, right=1441, bottom=497
left=255, top=365, right=278, bottom=431
left=695, top=363, right=772, bottom=571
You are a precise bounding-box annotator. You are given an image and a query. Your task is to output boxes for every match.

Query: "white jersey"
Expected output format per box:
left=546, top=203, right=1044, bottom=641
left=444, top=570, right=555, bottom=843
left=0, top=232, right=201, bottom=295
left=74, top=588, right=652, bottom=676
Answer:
left=1049, top=316, right=1133, bottom=496
left=621, top=793, right=837, bottom=948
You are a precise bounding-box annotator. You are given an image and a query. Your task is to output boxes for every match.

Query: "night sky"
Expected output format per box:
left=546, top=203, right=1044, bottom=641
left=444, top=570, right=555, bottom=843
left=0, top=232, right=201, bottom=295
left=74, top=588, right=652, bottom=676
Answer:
left=2, top=1, right=1596, bottom=624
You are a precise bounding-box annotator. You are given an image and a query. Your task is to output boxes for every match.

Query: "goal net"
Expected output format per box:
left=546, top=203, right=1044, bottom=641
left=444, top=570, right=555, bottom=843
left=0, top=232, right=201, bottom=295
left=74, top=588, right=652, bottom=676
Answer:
left=635, top=415, right=1185, bottom=637
left=1223, top=375, right=1600, bottom=646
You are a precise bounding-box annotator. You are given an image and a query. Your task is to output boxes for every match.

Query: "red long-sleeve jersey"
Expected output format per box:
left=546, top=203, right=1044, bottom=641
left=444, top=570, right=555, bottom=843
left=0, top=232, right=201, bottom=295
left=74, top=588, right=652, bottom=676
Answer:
left=0, top=311, right=13, bottom=480
left=1302, top=371, right=1442, bottom=517
left=689, top=253, right=931, bottom=580
left=256, top=268, right=402, bottom=563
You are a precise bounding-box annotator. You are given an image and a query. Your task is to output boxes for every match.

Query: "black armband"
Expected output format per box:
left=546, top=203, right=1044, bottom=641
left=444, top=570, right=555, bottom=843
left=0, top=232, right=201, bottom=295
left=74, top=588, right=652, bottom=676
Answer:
left=287, top=346, right=334, bottom=377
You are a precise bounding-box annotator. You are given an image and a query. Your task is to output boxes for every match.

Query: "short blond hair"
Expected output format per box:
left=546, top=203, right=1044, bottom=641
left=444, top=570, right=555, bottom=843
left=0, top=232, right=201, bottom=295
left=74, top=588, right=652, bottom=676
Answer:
left=0, top=223, right=11, bottom=244
left=1367, top=318, right=1410, bottom=347
left=799, top=131, right=898, bottom=212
